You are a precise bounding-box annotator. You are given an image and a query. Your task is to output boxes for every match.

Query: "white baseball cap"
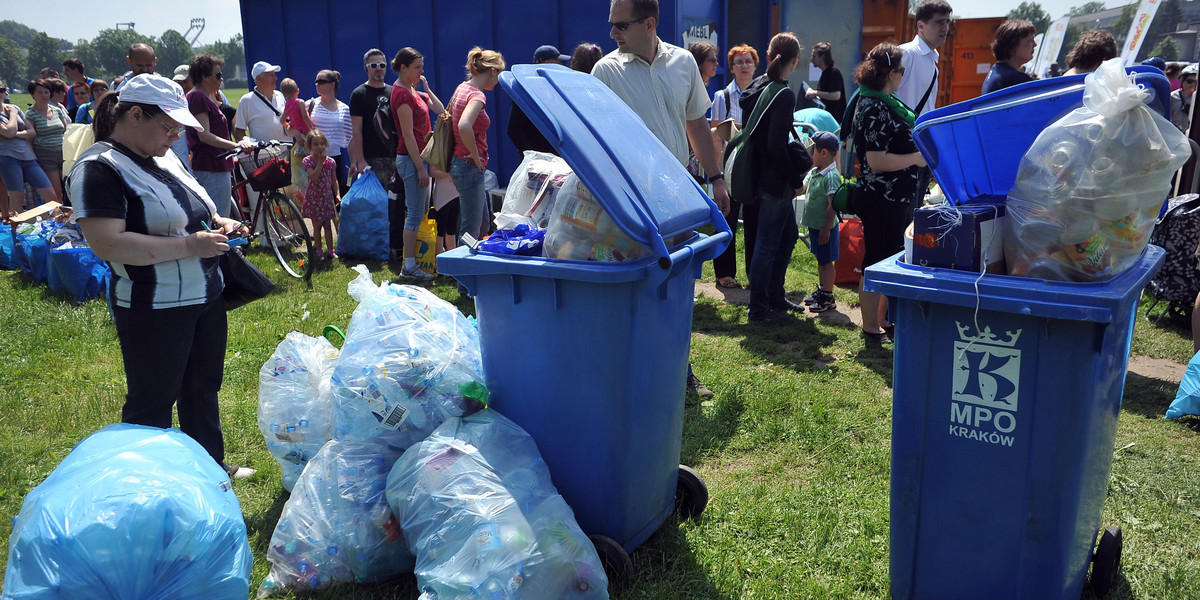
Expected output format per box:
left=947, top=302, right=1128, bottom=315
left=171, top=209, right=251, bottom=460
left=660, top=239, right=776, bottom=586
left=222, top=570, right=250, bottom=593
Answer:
left=172, top=64, right=189, bottom=81
left=251, top=61, right=281, bottom=79
left=1184, top=63, right=1199, bottom=76
left=118, top=74, right=204, bottom=132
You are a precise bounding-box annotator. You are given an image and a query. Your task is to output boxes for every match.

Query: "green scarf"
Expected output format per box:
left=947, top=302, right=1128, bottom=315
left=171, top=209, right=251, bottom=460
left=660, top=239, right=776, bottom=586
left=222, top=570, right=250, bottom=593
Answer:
left=857, top=86, right=916, bottom=128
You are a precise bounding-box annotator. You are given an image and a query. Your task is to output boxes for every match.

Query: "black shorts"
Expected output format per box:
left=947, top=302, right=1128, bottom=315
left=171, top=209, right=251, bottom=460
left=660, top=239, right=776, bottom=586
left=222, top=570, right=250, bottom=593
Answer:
left=429, top=198, right=460, bottom=237
left=852, top=192, right=913, bottom=269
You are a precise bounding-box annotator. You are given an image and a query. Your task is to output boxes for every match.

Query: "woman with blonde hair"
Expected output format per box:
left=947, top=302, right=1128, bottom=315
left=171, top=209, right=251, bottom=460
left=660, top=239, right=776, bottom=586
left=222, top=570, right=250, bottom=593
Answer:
left=449, top=47, right=505, bottom=242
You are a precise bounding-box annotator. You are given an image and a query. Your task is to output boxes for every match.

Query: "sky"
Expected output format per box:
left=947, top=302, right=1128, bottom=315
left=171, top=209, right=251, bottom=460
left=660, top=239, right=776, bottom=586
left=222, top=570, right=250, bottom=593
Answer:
left=7, top=0, right=243, bottom=46
left=950, top=0, right=1115, bottom=20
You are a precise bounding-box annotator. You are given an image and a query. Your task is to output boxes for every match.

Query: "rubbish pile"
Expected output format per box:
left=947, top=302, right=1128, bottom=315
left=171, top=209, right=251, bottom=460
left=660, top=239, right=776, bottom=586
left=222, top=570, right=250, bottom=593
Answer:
left=4, top=217, right=109, bottom=301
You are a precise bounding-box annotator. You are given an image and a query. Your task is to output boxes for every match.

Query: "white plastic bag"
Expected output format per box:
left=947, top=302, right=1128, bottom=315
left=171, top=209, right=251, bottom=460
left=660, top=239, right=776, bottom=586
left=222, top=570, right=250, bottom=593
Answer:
left=1005, top=58, right=1192, bottom=281
left=498, top=151, right=573, bottom=228
left=385, top=409, right=610, bottom=599
left=257, top=331, right=339, bottom=491
left=257, top=439, right=413, bottom=597
left=542, top=173, right=651, bottom=262
left=329, top=265, right=487, bottom=449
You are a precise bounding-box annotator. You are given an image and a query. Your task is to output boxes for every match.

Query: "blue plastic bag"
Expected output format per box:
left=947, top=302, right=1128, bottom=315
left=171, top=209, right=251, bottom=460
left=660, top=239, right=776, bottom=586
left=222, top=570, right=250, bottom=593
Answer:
left=337, top=170, right=390, bottom=260
left=385, top=409, right=609, bottom=599
left=18, top=232, right=50, bottom=284
left=2, top=423, right=253, bottom=600
left=477, top=224, right=546, bottom=256
left=0, top=226, right=15, bottom=270
left=49, top=246, right=110, bottom=302
left=1167, top=350, right=1200, bottom=419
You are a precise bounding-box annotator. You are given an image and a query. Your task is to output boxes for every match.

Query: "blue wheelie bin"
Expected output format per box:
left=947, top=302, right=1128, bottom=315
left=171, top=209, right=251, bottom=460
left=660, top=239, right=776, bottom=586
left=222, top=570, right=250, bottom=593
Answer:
left=864, top=68, right=1173, bottom=599
left=437, top=64, right=731, bottom=575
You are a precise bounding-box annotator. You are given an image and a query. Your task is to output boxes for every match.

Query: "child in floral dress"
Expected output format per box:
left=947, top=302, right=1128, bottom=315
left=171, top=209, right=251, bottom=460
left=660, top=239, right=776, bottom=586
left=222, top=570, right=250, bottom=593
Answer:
left=302, top=129, right=339, bottom=259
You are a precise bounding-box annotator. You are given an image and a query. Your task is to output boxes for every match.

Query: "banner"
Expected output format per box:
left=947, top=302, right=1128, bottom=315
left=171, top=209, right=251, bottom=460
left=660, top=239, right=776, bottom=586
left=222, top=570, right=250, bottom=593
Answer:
left=1120, top=0, right=1163, bottom=66
left=1035, top=17, right=1070, bottom=77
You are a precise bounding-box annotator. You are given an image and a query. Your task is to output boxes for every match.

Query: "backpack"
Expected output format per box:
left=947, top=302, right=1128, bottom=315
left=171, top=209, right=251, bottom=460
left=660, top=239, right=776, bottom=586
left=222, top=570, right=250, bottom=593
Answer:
left=1146, top=194, right=1200, bottom=321
left=723, top=82, right=788, bottom=206
left=831, top=175, right=856, bottom=215
left=373, top=93, right=396, bottom=149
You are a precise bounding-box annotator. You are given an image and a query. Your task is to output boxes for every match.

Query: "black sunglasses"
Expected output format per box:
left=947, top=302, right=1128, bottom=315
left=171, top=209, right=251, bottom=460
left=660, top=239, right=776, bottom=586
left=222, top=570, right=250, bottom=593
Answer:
left=315, top=79, right=333, bottom=85
left=0, top=87, right=7, bottom=93
left=895, top=66, right=906, bottom=75
left=610, top=15, right=648, bottom=31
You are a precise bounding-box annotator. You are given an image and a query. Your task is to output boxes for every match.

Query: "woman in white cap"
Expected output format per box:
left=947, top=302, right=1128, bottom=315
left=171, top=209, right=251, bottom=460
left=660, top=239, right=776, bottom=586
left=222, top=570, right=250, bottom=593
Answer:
left=66, top=73, right=256, bottom=480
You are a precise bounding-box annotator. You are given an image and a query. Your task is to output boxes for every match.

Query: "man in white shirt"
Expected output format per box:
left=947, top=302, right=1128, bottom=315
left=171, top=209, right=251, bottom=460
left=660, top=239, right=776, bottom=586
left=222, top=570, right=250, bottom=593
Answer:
left=896, top=0, right=953, bottom=117
left=234, top=61, right=287, bottom=142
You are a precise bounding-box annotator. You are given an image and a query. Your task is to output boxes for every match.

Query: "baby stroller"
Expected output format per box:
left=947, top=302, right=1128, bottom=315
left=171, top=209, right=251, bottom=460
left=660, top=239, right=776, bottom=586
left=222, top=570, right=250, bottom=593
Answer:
left=1145, top=194, right=1200, bottom=323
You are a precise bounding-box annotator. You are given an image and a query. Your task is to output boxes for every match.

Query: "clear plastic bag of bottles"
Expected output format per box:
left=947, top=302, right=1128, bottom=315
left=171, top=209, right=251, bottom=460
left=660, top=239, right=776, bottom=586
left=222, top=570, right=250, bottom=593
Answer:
left=329, top=265, right=487, bottom=449
left=499, top=151, right=573, bottom=229
left=257, top=439, right=414, bottom=597
left=3, top=424, right=253, bottom=600
left=257, top=331, right=340, bottom=491
left=542, top=173, right=651, bottom=262
left=1005, top=57, right=1192, bottom=281
left=385, top=409, right=610, bottom=599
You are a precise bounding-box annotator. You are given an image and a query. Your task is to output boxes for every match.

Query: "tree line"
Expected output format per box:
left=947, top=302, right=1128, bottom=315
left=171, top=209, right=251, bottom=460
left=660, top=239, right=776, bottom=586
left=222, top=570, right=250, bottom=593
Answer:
left=0, top=20, right=246, bottom=88
left=1007, top=0, right=1187, bottom=66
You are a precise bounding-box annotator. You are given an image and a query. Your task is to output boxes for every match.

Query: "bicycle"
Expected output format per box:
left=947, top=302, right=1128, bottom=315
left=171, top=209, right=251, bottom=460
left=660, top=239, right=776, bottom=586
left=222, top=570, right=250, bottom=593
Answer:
left=221, top=139, right=314, bottom=281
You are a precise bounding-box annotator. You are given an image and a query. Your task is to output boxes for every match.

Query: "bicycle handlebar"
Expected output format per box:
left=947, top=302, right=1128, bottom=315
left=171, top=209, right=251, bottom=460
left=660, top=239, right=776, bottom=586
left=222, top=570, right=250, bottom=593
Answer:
left=218, top=139, right=295, bottom=160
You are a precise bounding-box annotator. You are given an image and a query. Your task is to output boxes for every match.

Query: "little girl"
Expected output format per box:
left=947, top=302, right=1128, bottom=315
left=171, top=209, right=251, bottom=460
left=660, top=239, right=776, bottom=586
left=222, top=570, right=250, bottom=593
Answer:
left=302, top=129, right=339, bottom=259
left=279, top=78, right=314, bottom=146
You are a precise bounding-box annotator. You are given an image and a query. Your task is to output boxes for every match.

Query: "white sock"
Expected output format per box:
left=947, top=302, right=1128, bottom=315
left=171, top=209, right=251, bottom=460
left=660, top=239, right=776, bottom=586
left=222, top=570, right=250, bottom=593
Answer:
left=404, top=257, right=416, bottom=269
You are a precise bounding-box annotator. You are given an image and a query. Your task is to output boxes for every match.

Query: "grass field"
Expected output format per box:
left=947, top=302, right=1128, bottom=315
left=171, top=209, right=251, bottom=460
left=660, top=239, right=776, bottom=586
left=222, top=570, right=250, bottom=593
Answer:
left=6, top=87, right=251, bottom=113
left=0, top=232, right=1198, bottom=599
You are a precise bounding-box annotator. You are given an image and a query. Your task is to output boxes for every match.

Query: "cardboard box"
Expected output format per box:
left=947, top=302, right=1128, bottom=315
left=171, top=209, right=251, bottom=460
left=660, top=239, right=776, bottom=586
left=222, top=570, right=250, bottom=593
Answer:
left=911, top=203, right=1006, bottom=273
left=11, top=201, right=62, bottom=224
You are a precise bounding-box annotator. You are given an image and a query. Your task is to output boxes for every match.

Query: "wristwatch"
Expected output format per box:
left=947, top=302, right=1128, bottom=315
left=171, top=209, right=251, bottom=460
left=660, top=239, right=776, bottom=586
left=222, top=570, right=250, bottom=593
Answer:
left=707, top=172, right=725, bottom=183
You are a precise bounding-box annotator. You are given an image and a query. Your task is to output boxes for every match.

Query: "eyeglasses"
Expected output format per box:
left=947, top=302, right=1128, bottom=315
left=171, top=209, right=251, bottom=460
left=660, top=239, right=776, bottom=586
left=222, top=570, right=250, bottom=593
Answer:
left=367, top=62, right=387, bottom=69
left=894, top=66, right=906, bottom=75
left=147, top=112, right=185, bottom=137
left=732, top=60, right=755, bottom=67
left=315, top=79, right=333, bottom=85
left=210, top=71, right=223, bottom=80
left=610, top=16, right=648, bottom=31
left=705, top=57, right=719, bottom=64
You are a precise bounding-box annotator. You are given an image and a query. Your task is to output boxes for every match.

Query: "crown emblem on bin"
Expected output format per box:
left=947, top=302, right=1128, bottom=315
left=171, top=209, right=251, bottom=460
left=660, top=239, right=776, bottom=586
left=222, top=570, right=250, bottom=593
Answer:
left=956, top=322, right=1021, bottom=347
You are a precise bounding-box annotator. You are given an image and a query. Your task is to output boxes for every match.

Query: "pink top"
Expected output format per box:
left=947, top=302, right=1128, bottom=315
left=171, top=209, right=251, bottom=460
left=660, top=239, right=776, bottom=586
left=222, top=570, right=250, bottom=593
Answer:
left=391, top=84, right=430, bottom=156
left=283, top=97, right=311, bottom=134
left=450, top=81, right=489, bottom=165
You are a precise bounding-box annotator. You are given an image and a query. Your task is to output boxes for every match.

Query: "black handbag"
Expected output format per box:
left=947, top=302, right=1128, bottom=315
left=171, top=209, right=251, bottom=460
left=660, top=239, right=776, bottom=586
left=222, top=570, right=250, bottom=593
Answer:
left=219, top=247, right=274, bottom=310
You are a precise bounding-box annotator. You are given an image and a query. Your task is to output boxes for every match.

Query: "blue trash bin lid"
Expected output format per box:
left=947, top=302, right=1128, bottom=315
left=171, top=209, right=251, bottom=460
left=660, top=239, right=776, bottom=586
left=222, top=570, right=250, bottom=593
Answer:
left=913, top=66, right=1171, bottom=206
left=500, top=64, right=724, bottom=257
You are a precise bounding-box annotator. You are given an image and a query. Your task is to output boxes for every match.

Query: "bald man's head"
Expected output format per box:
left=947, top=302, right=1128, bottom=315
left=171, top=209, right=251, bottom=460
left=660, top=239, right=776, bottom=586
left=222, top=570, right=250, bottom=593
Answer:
left=127, top=43, right=157, bottom=76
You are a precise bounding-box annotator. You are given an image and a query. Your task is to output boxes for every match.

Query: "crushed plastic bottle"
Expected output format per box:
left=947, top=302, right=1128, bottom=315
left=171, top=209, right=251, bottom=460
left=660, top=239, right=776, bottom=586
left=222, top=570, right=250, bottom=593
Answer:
left=257, top=331, right=339, bottom=491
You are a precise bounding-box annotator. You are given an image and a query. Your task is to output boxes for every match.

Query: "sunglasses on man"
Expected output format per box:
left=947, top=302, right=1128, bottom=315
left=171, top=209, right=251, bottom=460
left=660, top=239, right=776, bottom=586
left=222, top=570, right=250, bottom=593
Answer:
left=610, top=16, right=648, bottom=31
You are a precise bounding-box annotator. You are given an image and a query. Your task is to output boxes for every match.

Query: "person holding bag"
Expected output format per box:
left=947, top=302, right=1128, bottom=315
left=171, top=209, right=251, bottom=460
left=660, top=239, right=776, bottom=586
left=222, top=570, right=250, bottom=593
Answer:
left=739, top=32, right=810, bottom=324
left=390, top=47, right=447, bottom=281
left=66, top=74, right=256, bottom=480
left=850, top=43, right=927, bottom=343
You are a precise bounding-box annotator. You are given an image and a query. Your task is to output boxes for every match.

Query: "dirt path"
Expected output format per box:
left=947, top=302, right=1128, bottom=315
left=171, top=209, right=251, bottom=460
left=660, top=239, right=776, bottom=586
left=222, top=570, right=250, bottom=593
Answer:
left=695, top=281, right=1188, bottom=384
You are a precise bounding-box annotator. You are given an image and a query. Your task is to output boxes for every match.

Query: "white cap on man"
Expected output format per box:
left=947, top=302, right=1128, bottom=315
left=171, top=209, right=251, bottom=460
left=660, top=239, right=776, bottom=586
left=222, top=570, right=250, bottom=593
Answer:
left=172, top=65, right=189, bottom=82
left=250, top=61, right=281, bottom=79
left=118, top=74, right=204, bottom=132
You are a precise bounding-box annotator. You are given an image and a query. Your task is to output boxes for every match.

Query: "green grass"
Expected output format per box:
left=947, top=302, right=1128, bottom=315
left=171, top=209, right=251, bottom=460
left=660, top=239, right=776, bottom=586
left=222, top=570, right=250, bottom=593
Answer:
left=6, top=88, right=250, bottom=112
left=1, top=236, right=1199, bottom=599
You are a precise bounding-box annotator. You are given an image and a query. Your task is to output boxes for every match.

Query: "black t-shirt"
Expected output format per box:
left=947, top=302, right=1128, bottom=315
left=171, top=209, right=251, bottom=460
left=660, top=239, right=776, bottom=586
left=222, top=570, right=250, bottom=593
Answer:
left=349, top=82, right=393, bottom=161
left=819, top=66, right=847, bottom=121
left=853, top=97, right=920, bottom=204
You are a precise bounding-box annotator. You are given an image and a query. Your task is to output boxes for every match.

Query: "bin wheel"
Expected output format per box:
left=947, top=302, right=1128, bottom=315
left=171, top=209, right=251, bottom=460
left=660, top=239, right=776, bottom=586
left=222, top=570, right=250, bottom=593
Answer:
left=588, top=534, right=633, bottom=584
left=1091, top=525, right=1123, bottom=598
left=674, top=465, right=708, bottom=522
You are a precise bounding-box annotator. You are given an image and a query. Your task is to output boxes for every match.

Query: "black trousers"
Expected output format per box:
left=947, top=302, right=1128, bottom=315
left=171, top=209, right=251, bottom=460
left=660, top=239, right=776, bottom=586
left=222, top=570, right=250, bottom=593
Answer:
left=712, top=201, right=760, bottom=280
left=112, top=296, right=227, bottom=465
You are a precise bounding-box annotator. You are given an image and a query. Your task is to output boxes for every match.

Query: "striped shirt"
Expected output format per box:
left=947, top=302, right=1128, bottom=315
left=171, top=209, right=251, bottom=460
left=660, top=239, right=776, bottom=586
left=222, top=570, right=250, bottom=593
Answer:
left=25, top=105, right=69, bottom=151
left=66, top=141, right=222, bottom=309
left=450, top=81, right=489, bottom=164
left=308, top=98, right=353, bottom=155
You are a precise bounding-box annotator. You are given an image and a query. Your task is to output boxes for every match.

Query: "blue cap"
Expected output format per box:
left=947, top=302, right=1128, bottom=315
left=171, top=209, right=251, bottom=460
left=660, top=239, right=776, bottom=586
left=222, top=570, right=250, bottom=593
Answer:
left=810, top=130, right=839, bottom=152
left=1142, top=56, right=1166, bottom=71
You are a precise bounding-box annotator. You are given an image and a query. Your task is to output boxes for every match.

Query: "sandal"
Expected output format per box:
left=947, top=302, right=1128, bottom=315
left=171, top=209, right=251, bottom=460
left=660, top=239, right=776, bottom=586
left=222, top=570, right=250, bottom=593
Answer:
left=862, top=329, right=892, bottom=343
left=717, top=277, right=742, bottom=289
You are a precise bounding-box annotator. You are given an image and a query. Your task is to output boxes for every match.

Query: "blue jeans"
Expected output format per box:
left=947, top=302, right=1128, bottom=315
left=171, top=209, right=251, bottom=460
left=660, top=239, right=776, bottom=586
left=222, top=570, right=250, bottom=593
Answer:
left=395, top=155, right=431, bottom=232
left=748, top=193, right=799, bottom=316
left=0, top=155, right=52, bottom=191
left=193, top=170, right=232, bottom=217
left=449, top=156, right=486, bottom=242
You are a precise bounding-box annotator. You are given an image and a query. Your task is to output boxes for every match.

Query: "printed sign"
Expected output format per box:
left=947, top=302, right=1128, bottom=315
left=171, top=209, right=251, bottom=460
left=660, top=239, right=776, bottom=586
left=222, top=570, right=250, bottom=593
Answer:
left=949, top=322, right=1021, bottom=447
left=682, top=20, right=718, bottom=51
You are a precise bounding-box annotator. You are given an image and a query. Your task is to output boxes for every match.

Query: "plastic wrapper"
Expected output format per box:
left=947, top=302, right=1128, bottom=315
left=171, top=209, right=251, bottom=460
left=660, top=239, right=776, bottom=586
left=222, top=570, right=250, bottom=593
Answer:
left=2, top=424, right=252, bottom=600
left=1168, top=350, right=1200, bottom=419
left=257, top=439, right=413, bottom=597
left=1005, top=58, right=1192, bottom=281
left=258, top=331, right=340, bottom=491
left=385, top=409, right=610, bottom=599
left=337, top=169, right=391, bottom=260
left=542, top=173, right=652, bottom=262
left=477, top=223, right=546, bottom=256
left=329, top=265, right=487, bottom=449
left=497, top=152, right=573, bottom=229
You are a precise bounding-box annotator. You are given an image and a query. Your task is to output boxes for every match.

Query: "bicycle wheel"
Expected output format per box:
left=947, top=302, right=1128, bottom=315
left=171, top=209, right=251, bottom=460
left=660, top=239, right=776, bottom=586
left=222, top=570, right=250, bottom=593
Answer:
left=263, top=191, right=314, bottom=280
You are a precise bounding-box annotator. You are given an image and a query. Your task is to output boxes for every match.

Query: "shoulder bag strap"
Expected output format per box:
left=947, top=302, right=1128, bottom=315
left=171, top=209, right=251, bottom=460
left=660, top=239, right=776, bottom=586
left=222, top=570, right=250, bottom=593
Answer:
left=916, top=68, right=938, bottom=115
left=743, top=83, right=788, bottom=139
left=254, top=90, right=281, bottom=116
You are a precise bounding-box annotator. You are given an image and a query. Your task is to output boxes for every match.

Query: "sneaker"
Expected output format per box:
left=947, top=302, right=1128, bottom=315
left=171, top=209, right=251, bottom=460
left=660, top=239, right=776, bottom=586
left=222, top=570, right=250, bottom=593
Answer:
left=686, top=372, right=715, bottom=400
left=802, top=288, right=821, bottom=305
left=401, top=265, right=435, bottom=281
left=809, top=291, right=837, bottom=313
left=223, top=463, right=257, bottom=480
left=748, top=309, right=794, bottom=324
